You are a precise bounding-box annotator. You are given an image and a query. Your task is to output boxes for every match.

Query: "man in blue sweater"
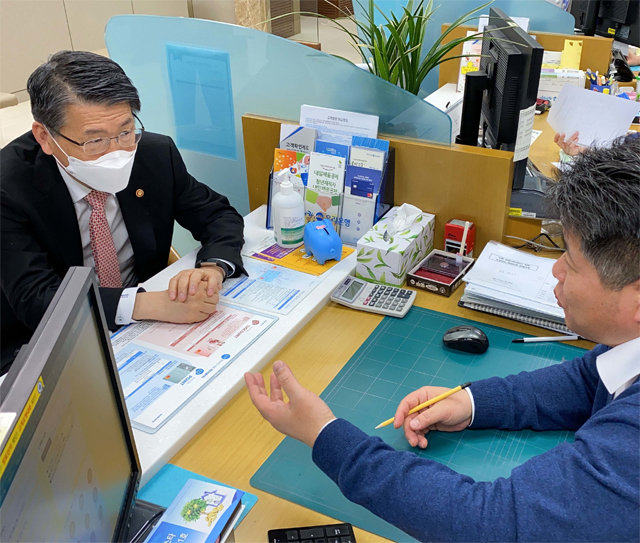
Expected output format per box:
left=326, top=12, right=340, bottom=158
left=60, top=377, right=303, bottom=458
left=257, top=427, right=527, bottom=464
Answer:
left=245, top=138, right=640, bottom=542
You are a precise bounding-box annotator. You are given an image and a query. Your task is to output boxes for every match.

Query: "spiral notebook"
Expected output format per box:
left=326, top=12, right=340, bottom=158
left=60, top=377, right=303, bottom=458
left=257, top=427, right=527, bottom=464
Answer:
left=458, top=295, right=572, bottom=334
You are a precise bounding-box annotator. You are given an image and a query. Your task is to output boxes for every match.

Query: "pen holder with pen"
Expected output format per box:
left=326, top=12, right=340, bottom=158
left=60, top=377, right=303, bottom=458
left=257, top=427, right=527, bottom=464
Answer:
left=589, top=82, right=615, bottom=94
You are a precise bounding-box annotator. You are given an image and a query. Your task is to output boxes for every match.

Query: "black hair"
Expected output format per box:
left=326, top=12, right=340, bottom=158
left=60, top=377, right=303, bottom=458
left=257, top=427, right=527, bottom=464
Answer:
left=27, top=50, right=141, bottom=132
left=546, top=136, right=640, bottom=290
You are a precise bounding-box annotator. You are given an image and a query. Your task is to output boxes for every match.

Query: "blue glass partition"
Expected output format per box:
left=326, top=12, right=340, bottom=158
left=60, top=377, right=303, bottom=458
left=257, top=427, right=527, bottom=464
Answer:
left=353, top=0, right=575, bottom=96
left=105, top=16, right=451, bottom=254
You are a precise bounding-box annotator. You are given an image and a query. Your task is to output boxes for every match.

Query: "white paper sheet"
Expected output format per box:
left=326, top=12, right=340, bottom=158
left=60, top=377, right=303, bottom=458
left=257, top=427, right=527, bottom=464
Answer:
left=547, top=85, right=639, bottom=147
left=513, top=104, right=537, bottom=161
left=220, top=258, right=319, bottom=315
left=111, top=304, right=276, bottom=433
left=463, top=241, right=561, bottom=309
left=300, top=104, right=379, bottom=147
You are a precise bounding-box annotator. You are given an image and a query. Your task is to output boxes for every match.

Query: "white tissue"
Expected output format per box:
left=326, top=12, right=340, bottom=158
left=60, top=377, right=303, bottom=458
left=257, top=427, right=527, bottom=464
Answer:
left=385, top=203, right=422, bottom=237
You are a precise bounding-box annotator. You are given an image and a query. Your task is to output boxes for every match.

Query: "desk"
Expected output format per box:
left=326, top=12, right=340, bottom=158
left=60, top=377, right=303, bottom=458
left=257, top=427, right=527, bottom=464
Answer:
left=132, top=206, right=357, bottom=485
left=171, top=271, right=594, bottom=541
left=530, top=112, right=561, bottom=179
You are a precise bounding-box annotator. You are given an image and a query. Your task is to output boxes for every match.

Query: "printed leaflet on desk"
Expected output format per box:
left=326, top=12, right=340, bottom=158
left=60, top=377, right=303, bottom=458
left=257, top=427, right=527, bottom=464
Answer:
left=220, top=257, right=319, bottom=313
left=111, top=304, right=276, bottom=433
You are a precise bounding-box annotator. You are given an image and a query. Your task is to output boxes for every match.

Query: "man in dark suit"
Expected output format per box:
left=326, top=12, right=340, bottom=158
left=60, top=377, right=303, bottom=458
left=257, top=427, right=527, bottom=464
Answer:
left=1, top=51, right=245, bottom=373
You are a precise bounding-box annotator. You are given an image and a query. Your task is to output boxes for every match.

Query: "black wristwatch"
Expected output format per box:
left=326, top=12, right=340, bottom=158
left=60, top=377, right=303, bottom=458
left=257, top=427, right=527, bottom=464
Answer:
left=196, top=258, right=232, bottom=280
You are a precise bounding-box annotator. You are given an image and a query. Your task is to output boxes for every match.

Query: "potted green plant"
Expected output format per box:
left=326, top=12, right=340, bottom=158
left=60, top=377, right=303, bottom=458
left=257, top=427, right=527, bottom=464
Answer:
left=311, top=0, right=493, bottom=95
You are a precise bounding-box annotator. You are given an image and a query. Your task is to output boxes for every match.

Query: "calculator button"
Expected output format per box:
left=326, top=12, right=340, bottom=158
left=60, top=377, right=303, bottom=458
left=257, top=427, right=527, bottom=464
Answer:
left=286, top=530, right=299, bottom=540
left=300, top=527, right=325, bottom=539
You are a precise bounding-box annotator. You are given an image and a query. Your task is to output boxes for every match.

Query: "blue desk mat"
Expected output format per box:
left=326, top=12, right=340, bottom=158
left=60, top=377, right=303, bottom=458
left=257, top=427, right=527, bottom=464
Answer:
left=139, top=464, right=257, bottom=523
left=251, top=307, right=586, bottom=542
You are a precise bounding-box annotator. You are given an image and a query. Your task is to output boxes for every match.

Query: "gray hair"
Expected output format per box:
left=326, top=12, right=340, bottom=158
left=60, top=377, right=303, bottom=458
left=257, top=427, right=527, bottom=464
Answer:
left=27, top=50, right=141, bottom=133
left=546, top=136, right=640, bottom=290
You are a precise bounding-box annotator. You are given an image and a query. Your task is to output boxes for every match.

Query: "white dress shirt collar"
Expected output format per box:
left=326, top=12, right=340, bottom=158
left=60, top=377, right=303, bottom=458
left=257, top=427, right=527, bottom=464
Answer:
left=596, top=337, right=640, bottom=398
left=56, top=163, right=91, bottom=203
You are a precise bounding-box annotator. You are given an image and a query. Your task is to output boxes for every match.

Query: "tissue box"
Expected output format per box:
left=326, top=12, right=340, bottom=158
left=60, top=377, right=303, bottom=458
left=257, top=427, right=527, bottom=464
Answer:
left=356, top=206, right=435, bottom=286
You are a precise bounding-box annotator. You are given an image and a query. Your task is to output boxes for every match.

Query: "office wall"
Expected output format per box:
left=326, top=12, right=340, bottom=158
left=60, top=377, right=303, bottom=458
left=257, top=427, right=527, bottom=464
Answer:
left=1, top=0, right=301, bottom=99
left=0, top=0, right=190, bottom=98
left=192, top=0, right=236, bottom=23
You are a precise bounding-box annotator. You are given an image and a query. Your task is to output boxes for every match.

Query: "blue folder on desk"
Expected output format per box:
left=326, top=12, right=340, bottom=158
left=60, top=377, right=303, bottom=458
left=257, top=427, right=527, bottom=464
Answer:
left=251, top=307, right=585, bottom=541
left=139, top=464, right=257, bottom=523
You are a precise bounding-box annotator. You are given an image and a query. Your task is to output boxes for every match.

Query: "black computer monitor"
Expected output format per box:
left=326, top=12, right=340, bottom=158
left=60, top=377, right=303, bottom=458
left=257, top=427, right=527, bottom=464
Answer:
left=456, top=7, right=544, bottom=190
left=570, top=0, right=600, bottom=35
left=0, top=267, right=161, bottom=542
left=595, top=0, right=639, bottom=47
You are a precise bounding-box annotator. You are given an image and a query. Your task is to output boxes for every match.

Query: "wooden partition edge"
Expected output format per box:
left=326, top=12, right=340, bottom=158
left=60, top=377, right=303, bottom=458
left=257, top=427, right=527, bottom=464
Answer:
left=242, top=113, right=515, bottom=253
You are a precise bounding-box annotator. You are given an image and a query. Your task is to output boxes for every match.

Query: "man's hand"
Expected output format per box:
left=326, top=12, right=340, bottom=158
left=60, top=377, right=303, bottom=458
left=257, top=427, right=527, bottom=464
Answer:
left=132, top=281, right=218, bottom=323
left=168, top=266, right=224, bottom=302
left=245, top=361, right=335, bottom=447
left=393, top=386, right=472, bottom=449
left=554, top=131, right=585, bottom=157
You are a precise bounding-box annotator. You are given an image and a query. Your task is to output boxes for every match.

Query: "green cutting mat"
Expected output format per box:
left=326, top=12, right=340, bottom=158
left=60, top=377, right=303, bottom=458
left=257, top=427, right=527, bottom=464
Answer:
left=251, top=307, right=585, bottom=542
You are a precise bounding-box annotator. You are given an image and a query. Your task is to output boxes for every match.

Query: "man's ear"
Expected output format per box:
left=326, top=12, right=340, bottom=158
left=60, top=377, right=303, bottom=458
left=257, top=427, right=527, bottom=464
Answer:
left=32, top=122, right=54, bottom=155
left=632, top=279, right=640, bottom=328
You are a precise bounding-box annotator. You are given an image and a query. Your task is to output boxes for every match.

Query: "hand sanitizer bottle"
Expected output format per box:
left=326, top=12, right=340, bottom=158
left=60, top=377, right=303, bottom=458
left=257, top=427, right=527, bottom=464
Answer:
left=272, top=179, right=305, bottom=248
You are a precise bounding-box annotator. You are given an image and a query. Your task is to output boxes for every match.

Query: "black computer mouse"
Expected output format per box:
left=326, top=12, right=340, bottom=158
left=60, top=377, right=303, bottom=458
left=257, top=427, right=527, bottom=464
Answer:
left=442, top=325, right=489, bottom=354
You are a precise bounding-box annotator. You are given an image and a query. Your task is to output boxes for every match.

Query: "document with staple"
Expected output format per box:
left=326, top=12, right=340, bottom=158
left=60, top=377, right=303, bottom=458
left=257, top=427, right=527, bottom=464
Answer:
left=460, top=241, right=570, bottom=332
left=463, top=241, right=561, bottom=309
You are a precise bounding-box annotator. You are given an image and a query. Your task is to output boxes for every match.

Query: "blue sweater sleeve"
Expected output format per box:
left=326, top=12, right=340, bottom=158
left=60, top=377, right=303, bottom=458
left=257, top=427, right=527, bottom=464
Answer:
left=312, top=346, right=639, bottom=542
left=470, top=345, right=608, bottom=430
left=313, top=389, right=639, bottom=542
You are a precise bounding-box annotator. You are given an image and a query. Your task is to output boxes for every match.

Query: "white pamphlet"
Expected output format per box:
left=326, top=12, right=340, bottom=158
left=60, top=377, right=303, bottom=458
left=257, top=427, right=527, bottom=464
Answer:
left=111, top=304, right=276, bottom=433
left=547, top=85, right=639, bottom=147
left=300, top=104, right=379, bottom=147
left=463, top=240, right=561, bottom=309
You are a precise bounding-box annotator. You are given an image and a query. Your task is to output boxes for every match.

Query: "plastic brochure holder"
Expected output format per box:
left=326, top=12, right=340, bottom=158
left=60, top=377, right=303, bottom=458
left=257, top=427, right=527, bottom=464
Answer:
left=266, top=149, right=395, bottom=246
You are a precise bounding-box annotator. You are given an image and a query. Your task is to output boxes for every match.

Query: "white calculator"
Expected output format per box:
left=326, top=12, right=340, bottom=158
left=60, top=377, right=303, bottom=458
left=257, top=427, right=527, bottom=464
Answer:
left=330, top=276, right=416, bottom=317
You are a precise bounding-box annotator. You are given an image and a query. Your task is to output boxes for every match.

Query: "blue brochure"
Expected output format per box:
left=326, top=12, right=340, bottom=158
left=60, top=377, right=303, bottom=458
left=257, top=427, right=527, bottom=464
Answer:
left=351, top=135, right=390, bottom=155
left=314, top=139, right=350, bottom=160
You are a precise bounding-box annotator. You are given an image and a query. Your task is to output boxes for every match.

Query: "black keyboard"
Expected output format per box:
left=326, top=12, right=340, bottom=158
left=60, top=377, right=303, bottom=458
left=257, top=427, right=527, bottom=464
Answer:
left=268, top=522, right=356, bottom=543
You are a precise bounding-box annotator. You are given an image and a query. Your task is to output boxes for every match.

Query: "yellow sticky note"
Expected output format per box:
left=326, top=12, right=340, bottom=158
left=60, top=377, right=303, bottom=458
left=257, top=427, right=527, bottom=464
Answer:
left=560, top=39, right=582, bottom=69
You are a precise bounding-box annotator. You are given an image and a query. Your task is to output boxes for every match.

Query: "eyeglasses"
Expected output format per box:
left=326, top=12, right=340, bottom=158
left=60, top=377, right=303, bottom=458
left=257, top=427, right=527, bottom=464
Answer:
left=54, top=114, right=145, bottom=156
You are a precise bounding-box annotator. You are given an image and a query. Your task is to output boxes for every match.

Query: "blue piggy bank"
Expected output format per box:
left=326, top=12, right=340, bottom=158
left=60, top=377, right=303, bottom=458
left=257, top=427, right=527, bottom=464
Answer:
left=303, top=219, right=342, bottom=265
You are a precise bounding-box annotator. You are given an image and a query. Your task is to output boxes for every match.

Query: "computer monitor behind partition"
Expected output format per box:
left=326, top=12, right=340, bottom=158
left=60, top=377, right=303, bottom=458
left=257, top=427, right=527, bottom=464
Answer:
left=456, top=7, right=544, bottom=190
left=595, top=0, right=639, bottom=47
left=570, top=0, right=600, bottom=35
left=0, top=267, right=161, bottom=543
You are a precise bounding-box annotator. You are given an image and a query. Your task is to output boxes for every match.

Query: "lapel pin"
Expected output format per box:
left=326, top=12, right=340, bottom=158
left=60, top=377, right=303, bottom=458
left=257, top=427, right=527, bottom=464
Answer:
left=135, top=189, right=144, bottom=198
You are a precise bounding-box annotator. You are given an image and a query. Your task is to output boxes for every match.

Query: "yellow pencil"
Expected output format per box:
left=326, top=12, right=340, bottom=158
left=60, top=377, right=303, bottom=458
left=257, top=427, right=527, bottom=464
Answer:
left=374, top=382, right=471, bottom=430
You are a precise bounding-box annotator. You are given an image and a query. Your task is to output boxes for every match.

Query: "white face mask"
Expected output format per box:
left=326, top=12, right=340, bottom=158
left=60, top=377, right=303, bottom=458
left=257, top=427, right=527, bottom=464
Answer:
left=47, top=128, right=136, bottom=194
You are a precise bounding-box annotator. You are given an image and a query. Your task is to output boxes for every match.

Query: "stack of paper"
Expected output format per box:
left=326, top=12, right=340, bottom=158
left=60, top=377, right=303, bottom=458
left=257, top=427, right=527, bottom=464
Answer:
left=459, top=241, right=573, bottom=333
